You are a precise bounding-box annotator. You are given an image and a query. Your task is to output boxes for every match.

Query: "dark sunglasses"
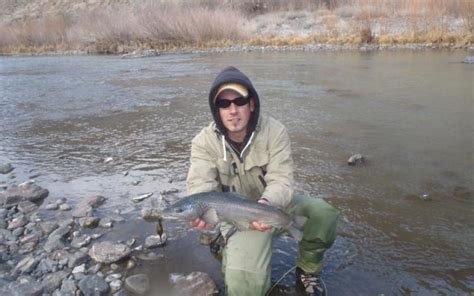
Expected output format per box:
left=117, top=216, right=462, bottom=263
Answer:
left=215, top=96, right=250, bottom=109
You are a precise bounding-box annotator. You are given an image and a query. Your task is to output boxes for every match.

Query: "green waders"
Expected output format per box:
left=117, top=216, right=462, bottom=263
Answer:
left=221, top=195, right=339, bottom=296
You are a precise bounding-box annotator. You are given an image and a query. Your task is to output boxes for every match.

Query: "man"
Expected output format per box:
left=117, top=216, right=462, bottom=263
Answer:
left=186, top=66, right=339, bottom=296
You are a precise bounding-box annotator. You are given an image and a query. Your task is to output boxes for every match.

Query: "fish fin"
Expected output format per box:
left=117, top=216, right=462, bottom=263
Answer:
left=202, top=208, right=219, bottom=225
left=287, top=222, right=303, bottom=241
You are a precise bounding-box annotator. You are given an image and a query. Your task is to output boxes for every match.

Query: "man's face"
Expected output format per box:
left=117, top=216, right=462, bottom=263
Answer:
left=216, top=89, right=255, bottom=141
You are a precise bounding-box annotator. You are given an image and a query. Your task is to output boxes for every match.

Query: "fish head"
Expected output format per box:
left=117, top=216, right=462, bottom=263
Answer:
left=161, top=198, right=200, bottom=221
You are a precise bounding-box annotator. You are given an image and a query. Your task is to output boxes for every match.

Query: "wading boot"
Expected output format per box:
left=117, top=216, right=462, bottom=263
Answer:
left=295, top=267, right=326, bottom=296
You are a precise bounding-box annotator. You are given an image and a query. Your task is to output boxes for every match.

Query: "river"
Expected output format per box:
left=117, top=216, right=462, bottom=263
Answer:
left=0, top=50, right=473, bottom=295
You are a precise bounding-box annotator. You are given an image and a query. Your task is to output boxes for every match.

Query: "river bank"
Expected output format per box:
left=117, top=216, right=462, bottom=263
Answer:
left=0, top=0, right=472, bottom=55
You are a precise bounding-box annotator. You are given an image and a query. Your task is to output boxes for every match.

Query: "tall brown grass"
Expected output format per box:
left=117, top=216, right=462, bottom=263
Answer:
left=0, top=0, right=472, bottom=54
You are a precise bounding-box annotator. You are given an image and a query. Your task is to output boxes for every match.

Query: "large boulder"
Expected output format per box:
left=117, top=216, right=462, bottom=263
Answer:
left=0, top=183, right=48, bottom=208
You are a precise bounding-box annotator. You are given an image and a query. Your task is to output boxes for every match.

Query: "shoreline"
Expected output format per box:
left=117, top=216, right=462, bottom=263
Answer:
left=1, top=42, right=473, bottom=58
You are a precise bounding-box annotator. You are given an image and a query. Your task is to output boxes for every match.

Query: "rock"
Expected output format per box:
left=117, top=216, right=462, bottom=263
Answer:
left=7, top=214, right=28, bottom=230
left=78, top=275, right=109, bottom=296
left=105, top=273, right=122, bottom=282
left=85, top=195, right=107, bottom=208
left=124, top=274, right=149, bottom=295
left=12, top=226, right=25, bottom=237
left=89, top=241, right=131, bottom=264
left=144, top=234, right=167, bottom=248
left=0, top=163, right=14, bottom=174
left=347, top=153, right=364, bottom=165
left=71, top=235, right=92, bottom=248
left=132, top=193, right=153, bottom=203
left=463, top=56, right=474, bottom=64
left=72, top=264, right=86, bottom=274
left=60, top=279, right=78, bottom=295
left=104, top=157, right=114, bottom=164
left=78, top=217, right=100, bottom=228
left=0, top=208, right=7, bottom=219
left=132, top=180, right=140, bottom=186
left=99, top=217, right=113, bottom=228
left=72, top=204, right=93, bottom=218
left=44, top=225, right=72, bottom=252
left=42, top=270, right=69, bottom=293
left=13, top=256, right=39, bottom=275
left=45, top=203, right=59, bottom=210
left=170, top=271, right=218, bottom=296
left=36, top=258, right=58, bottom=274
left=6, top=276, right=43, bottom=296
left=136, top=252, right=164, bottom=262
left=39, top=221, right=59, bottom=235
left=110, top=279, right=122, bottom=292
left=17, top=201, right=38, bottom=213
left=68, top=251, right=90, bottom=268
left=0, top=183, right=49, bottom=207
left=59, top=203, right=72, bottom=211
left=19, top=231, right=41, bottom=244
left=141, top=208, right=162, bottom=222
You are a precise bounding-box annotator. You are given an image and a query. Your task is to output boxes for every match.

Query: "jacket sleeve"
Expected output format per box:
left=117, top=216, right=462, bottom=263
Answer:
left=186, top=132, right=220, bottom=194
left=260, top=126, right=294, bottom=209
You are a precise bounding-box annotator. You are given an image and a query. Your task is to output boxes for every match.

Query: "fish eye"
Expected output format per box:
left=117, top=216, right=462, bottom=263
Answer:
left=175, top=208, right=183, bottom=213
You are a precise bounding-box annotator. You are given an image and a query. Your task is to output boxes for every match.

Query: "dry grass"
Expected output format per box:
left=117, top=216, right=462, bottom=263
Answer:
left=0, top=0, right=472, bottom=54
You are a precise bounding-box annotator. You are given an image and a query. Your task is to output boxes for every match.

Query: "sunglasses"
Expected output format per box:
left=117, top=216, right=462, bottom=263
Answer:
left=215, top=96, right=250, bottom=109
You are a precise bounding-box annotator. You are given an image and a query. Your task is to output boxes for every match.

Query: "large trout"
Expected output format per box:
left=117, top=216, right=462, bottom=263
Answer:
left=160, top=192, right=304, bottom=241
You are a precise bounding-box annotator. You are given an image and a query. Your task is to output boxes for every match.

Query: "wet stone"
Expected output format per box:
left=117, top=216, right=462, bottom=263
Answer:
left=99, top=217, right=113, bottom=228
left=0, top=183, right=49, bottom=207
left=60, top=279, right=78, bottom=295
left=170, top=271, right=218, bottom=296
left=78, top=275, right=109, bottom=296
left=72, top=264, right=86, bottom=274
left=0, top=163, right=14, bottom=174
left=347, top=153, right=364, bottom=165
left=8, top=215, right=28, bottom=230
left=144, top=234, right=167, bottom=248
left=59, top=203, right=72, bottom=211
left=42, top=270, right=69, bottom=293
left=17, top=200, right=38, bottom=214
left=84, top=195, right=107, bottom=208
left=136, top=251, right=164, bottom=262
left=36, top=258, right=58, bottom=274
left=68, top=251, right=89, bottom=268
left=13, top=256, right=39, bottom=275
left=45, top=203, right=59, bottom=210
left=110, top=279, right=122, bottom=292
left=125, top=274, right=149, bottom=295
left=89, top=241, right=131, bottom=264
left=78, top=216, right=100, bottom=228
left=6, top=276, right=43, bottom=296
left=0, top=208, right=7, bottom=219
left=72, top=204, right=93, bottom=218
left=12, top=226, right=25, bottom=237
left=71, top=235, right=91, bottom=249
left=39, top=221, right=58, bottom=235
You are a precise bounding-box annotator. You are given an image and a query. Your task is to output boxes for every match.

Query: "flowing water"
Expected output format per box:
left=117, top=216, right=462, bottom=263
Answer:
left=0, top=50, right=473, bottom=295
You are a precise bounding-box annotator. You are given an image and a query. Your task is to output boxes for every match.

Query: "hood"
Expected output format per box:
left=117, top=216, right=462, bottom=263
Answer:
left=208, top=66, right=260, bottom=138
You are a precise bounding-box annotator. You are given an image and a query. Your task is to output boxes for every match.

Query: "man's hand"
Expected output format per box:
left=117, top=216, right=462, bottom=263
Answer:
left=191, top=218, right=210, bottom=230
left=250, top=199, right=272, bottom=232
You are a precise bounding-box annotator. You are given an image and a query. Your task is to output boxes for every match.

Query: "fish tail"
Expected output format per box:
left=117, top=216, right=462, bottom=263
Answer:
left=287, top=222, right=303, bottom=241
